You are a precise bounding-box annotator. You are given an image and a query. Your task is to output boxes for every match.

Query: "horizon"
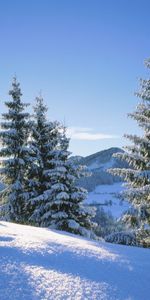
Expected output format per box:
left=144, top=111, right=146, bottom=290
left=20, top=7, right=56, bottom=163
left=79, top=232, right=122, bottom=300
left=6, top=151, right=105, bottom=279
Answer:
left=0, top=0, right=150, bottom=155
left=71, top=146, right=123, bottom=158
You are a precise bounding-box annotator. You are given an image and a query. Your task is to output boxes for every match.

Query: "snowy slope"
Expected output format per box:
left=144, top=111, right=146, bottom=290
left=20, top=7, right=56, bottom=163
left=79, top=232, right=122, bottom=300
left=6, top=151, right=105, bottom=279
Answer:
left=85, top=183, right=129, bottom=219
left=75, top=147, right=129, bottom=192
left=0, top=222, right=150, bottom=300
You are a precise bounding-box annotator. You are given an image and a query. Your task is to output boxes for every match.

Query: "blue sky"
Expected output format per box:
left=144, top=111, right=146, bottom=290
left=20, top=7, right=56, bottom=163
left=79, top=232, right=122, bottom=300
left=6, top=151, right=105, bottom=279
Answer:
left=0, top=0, right=150, bottom=156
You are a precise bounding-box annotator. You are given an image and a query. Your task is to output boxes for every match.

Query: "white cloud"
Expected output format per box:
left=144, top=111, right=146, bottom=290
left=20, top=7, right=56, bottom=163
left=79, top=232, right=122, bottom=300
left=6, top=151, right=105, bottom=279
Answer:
left=67, top=127, right=119, bottom=141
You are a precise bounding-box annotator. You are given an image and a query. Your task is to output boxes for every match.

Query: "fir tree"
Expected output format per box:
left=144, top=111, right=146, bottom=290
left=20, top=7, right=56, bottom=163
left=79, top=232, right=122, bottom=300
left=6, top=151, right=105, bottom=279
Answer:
left=27, top=96, right=61, bottom=224
left=38, top=126, right=95, bottom=237
left=109, top=59, right=150, bottom=229
left=28, top=99, right=95, bottom=236
left=0, top=77, right=30, bottom=222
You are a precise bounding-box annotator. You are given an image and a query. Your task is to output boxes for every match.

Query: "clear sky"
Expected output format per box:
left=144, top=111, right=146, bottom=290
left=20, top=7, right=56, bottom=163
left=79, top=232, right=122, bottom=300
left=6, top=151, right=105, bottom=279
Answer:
left=0, top=0, right=150, bottom=156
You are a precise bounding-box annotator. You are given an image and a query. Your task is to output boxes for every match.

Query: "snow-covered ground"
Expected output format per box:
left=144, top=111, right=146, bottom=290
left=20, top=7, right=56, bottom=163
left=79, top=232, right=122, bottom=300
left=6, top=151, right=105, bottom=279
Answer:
left=86, top=183, right=129, bottom=218
left=0, top=222, right=150, bottom=300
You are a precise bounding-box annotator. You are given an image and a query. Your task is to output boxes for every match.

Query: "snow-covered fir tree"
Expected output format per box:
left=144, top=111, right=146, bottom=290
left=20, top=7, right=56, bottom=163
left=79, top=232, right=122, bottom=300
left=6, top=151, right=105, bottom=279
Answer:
left=27, top=96, right=61, bottom=224
left=109, top=59, right=150, bottom=229
left=39, top=126, right=95, bottom=237
left=28, top=97, right=95, bottom=237
left=0, top=77, right=30, bottom=222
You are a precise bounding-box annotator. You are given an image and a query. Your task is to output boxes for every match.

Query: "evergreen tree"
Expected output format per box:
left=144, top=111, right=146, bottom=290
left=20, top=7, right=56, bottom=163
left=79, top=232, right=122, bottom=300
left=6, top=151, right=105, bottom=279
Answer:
left=28, top=98, right=95, bottom=236
left=0, top=78, right=30, bottom=222
left=37, top=126, right=95, bottom=237
left=27, top=96, right=61, bottom=224
left=109, top=59, right=150, bottom=229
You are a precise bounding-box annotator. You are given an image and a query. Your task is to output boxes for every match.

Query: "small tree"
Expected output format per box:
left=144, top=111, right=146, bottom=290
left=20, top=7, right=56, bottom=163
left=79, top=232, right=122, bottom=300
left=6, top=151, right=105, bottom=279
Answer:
left=0, top=78, right=30, bottom=222
left=109, top=59, right=150, bottom=229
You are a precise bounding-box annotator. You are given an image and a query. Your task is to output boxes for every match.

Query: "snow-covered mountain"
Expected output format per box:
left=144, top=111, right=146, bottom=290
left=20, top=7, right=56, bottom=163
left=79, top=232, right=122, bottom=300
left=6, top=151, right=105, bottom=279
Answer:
left=74, top=147, right=128, bottom=192
left=81, top=147, right=125, bottom=170
left=0, top=221, right=149, bottom=300
left=72, top=148, right=129, bottom=220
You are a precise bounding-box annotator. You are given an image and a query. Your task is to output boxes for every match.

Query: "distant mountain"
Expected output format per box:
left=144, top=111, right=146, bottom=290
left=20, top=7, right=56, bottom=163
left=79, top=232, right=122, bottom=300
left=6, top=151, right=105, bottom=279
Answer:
left=73, top=147, right=128, bottom=191
left=80, top=147, right=126, bottom=169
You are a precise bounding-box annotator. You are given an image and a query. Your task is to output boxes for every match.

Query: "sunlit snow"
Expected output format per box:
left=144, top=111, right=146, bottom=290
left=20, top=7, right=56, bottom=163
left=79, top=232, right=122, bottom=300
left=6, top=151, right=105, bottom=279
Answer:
left=0, top=222, right=150, bottom=300
left=86, top=183, right=129, bottom=218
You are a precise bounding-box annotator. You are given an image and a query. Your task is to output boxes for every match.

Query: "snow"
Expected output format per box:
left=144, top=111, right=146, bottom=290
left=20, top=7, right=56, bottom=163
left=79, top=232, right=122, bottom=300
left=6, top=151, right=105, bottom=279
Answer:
left=56, top=192, right=69, bottom=200
left=0, top=221, right=150, bottom=300
left=68, top=219, right=80, bottom=229
left=85, top=183, right=129, bottom=218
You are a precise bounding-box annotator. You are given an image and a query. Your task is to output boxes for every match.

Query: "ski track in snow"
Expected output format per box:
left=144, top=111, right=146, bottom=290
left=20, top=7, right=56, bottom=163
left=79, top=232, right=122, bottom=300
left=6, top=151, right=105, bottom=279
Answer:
left=0, top=221, right=150, bottom=300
